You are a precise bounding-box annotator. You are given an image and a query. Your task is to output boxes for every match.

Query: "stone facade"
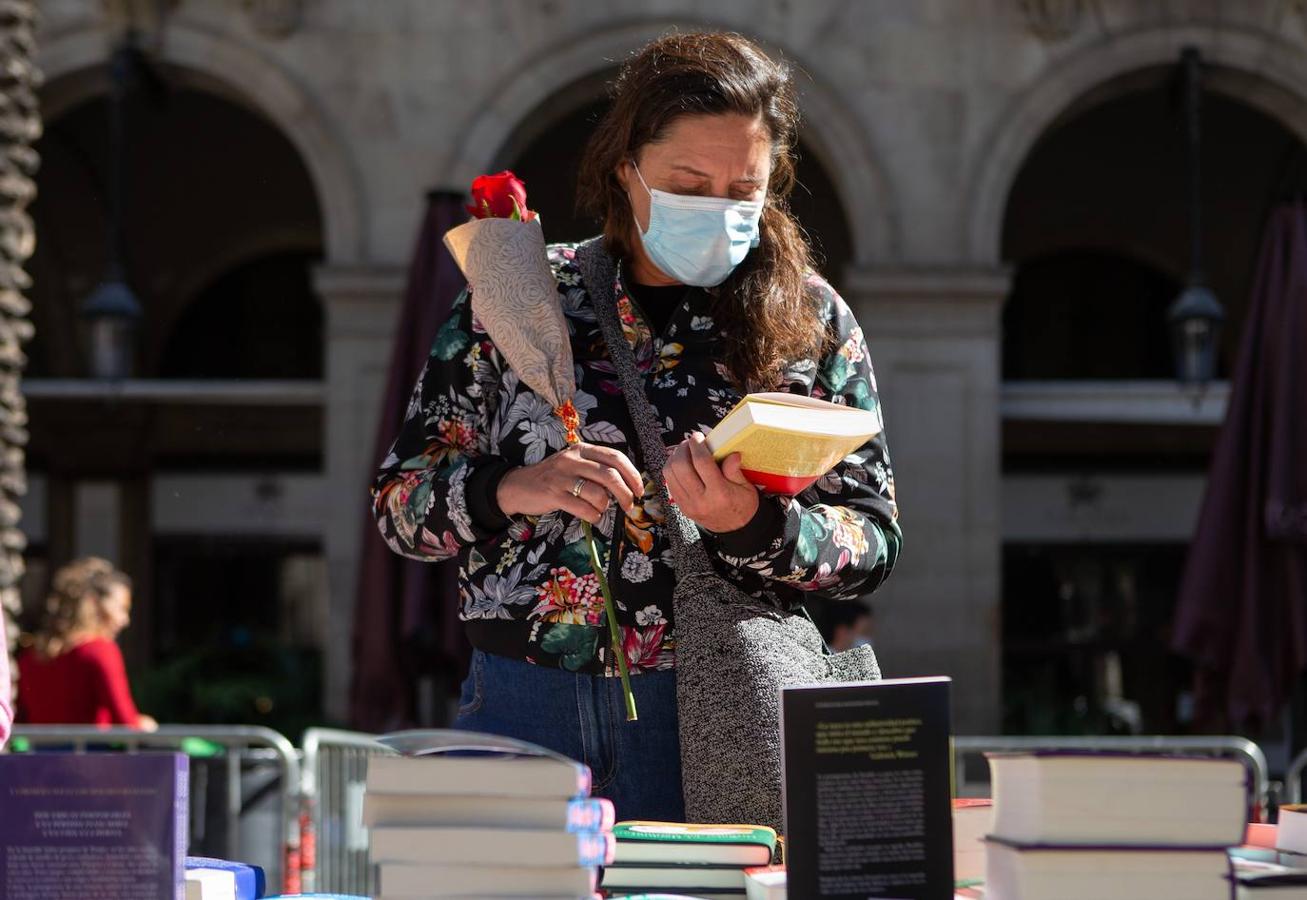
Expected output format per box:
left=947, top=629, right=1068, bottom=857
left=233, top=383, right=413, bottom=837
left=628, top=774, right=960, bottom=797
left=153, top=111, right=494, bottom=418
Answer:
left=31, top=0, right=1307, bottom=731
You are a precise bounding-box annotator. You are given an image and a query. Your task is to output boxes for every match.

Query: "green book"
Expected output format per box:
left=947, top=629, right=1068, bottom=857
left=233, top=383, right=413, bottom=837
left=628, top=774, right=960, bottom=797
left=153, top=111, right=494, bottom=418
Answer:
left=611, top=821, right=777, bottom=867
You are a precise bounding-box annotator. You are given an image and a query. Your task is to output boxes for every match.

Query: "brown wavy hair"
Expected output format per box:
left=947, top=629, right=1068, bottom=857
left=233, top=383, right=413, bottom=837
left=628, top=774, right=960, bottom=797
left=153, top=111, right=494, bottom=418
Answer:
left=34, top=557, right=132, bottom=659
left=575, top=31, right=825, bottom=391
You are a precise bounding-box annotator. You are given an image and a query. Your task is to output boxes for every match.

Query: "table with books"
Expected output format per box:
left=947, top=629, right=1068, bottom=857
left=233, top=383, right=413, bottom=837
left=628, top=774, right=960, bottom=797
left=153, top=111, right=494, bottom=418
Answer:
left=358, top=730, right=1307, bottom=900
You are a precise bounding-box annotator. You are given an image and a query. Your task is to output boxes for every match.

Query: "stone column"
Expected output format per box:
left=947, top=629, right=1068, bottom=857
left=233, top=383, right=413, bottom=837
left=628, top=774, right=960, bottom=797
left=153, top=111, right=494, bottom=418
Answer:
left=842, top=266, right=1010, bottom=735
left=316, top=264, right=406, bottom=723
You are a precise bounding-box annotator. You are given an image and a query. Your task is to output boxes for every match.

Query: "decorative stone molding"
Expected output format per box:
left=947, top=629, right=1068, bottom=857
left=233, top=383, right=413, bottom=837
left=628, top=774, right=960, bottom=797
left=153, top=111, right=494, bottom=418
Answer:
left=1018, top=0, right=1088, bottom=43
left=966, top=24, right=1307, bottom=263
left=314, top=265, right=406, bottom=340
left=41, top=19, right=366, bottom=262
left=843, top=266, right=1013, bottom=302
left=841, top=266, right=1011, bottom=339
left=243, top=0, right=302, bottom=40
left=99, top=0, right=180, bottom=36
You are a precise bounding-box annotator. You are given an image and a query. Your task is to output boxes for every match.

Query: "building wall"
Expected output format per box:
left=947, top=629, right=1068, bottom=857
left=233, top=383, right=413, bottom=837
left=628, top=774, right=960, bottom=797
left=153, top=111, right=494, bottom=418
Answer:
left=32, top=0, right=1307, bottom=729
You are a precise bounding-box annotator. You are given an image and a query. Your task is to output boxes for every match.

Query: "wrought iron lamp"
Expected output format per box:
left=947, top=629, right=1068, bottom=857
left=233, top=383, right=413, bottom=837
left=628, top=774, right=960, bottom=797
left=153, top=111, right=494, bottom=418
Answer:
left=80, top=23, right=155, bottom=379
left=1168, top=46, right=1225, bottom=388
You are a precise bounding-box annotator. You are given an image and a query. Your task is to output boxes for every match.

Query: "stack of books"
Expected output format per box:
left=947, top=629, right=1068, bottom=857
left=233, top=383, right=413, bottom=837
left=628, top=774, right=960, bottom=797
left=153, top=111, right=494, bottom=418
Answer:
left=1233, top=858, right=1307, bottom=898
left=984, top=751, right=1249, bottom=900
left=600, top=821, right=777, bottom=899
left=743, top=864, right=786, bottom=899
left=364, top=739, right=614, bottom=900
left=953, top=798, right=994, bottom=887
left=1278, top=805, right=1307, bottom=865
left=1225, top=808, right=1307, bottom=898
left=184, top=857, right=265, bottom=900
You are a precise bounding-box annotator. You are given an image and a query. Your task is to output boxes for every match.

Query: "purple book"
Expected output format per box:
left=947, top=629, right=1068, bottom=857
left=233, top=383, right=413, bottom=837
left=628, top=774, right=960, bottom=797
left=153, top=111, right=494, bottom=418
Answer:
left=0, top=753, right=189, bottom=900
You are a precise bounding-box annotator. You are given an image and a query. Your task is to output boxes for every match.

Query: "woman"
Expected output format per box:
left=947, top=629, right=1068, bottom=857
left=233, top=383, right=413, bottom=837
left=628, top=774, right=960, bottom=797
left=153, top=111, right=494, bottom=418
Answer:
left=373, top=31, right=900, bottom=820
left=16, top=557, right=157, bottom=730
left=1, top=638, right=11, bottom=748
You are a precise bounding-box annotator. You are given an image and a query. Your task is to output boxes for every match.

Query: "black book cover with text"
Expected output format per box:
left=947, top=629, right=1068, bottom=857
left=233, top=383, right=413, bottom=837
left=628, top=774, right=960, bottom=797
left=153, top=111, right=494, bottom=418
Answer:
left=782, top=676, right=953, bottom=900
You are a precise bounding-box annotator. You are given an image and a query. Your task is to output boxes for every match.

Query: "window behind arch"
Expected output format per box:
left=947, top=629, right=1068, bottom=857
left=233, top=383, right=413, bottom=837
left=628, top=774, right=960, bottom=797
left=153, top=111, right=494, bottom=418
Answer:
left=1002, top=250, right=1183, bottom=381
left=158, top=251, right=323, bottom=380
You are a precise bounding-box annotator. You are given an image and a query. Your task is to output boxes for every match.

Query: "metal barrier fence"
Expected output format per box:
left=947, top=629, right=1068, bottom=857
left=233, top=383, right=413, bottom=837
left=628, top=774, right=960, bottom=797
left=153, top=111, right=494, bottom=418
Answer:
left=1282, top=746, right=1307, bottom=805
left=12, top=725, right=1269, bottom=890
left=299, top=726, right=395, bottom=896
left=954, top=734, right=1271, bottom=821
left=10, top=724, right=302, bottom=892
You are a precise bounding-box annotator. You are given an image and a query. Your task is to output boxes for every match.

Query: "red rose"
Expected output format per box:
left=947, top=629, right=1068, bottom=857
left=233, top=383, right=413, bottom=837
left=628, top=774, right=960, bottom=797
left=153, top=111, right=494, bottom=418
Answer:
left=466, top=170, right=534, bottom=221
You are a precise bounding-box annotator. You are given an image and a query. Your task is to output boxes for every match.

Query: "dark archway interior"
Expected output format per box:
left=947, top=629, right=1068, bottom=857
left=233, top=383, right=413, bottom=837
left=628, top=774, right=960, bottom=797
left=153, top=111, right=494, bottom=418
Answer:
left=502, top=89, right=856, bottom=291
left=159, top=252, right=323, bottom=379
left=1001, top=68, right=1307, bottom=381
left=1003, top=251, right=1181, bottom=380
left=29, top=84, right=324, bottom=378
left=998, top=69, right=1307, bottom=742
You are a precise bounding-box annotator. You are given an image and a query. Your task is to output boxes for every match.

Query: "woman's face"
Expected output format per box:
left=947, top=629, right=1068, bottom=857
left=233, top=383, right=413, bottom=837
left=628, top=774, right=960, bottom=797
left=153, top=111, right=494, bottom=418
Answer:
left=97, top=584, right=132, bottom=638
left=617, top=112, right=773, bottom=282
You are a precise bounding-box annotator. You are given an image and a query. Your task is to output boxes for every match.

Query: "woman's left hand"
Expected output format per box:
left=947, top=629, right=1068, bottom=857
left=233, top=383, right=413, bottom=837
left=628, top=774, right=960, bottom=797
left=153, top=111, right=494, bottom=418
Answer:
left=664, top=431, right=760, bottom=533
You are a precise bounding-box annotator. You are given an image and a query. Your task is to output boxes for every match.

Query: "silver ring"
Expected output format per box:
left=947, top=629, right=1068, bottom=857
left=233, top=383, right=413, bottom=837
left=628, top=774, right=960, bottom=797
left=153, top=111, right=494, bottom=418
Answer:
left=570, top=477, right=586, bottom=498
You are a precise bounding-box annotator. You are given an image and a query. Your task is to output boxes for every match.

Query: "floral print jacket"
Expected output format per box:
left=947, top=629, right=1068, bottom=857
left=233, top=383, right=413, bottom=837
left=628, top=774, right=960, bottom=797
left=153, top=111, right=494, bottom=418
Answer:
left=372, top=240, right=901, bottom=676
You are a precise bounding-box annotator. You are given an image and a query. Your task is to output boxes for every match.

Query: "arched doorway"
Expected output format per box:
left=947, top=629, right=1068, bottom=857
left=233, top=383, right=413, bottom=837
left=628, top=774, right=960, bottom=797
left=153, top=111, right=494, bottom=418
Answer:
left=492, top=75, right=858, bottom=289
left=998, top=67, right=1307, bottom=736
left=28, top=85, right=324, bottom=379
left=22, top=76, right=330, bottom=746
left=1001, top=70, right=1307, bottom=387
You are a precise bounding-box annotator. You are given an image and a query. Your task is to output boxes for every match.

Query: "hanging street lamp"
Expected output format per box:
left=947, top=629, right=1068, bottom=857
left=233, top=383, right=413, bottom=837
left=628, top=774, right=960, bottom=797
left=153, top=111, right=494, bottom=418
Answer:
left=79, top=31, right=145, bottom=379
left=1168, top=46, right=1226, bottom=389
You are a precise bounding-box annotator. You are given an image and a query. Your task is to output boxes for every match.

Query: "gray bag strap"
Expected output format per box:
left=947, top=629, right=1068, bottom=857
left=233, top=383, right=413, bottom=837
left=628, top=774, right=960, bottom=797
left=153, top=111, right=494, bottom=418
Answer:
left=575, top=237, right=715, bottom=578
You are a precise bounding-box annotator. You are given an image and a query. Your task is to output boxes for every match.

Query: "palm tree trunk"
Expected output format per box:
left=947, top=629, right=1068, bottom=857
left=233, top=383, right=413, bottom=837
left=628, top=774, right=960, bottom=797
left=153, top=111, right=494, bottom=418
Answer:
left=0, top=0, right=39, bottom=706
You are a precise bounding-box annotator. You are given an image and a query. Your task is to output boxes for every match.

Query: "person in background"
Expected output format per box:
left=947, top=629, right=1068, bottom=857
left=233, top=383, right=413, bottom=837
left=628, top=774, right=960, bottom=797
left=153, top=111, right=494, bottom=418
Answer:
left=16, top=557, right=157, bottom=730
left=824, top=601, right=876, bottom=653
left=0, top=635, right=11, bottom=748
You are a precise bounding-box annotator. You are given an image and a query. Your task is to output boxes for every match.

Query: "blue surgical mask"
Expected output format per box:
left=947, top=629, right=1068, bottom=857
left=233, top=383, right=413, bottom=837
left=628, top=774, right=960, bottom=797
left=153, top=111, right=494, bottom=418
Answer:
left=630, top=161, right=763, bottom=288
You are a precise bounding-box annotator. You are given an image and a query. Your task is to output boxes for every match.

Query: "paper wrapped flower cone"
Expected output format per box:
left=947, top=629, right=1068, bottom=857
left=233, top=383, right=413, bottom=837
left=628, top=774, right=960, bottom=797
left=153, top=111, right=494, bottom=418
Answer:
left=443, top=216, right=575, bottom=408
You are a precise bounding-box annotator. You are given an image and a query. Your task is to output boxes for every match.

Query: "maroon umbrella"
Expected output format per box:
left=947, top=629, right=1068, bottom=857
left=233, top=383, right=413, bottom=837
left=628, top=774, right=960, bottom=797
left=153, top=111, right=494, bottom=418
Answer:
left=349, top=190, right=472, bottom=732
left=1172, top=199, right=1307, bottom=731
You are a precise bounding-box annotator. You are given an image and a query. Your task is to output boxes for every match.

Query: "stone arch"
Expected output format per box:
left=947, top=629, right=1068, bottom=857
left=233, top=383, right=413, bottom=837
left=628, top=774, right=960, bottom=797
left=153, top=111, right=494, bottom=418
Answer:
left=37, top=20, right=366, bottom=263
left=439, top=20, right=900, bottom=265
left=967, top=24, right=1307, bottom=265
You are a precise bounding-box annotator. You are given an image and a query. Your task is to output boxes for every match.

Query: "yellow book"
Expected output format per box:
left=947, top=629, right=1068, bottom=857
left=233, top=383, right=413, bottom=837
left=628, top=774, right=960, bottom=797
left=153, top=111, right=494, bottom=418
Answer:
left=704, top=392, right=881, bottom=495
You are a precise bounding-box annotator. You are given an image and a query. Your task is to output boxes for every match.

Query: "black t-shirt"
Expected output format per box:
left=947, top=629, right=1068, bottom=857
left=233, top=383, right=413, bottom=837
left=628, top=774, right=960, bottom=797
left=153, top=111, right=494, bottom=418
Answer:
left=625, top=279, right=693, bottom=337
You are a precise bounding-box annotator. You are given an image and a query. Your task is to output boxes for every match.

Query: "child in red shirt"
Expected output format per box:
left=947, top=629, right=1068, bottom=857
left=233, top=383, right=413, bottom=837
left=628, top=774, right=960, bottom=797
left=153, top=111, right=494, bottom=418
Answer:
left=16, top=557, right=156, bottom=730
left=0, top=638, right=10, bottom=747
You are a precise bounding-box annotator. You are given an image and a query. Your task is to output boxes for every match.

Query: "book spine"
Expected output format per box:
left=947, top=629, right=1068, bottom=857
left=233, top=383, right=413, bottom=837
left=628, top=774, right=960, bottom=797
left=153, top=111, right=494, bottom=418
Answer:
left=741, top=468, right=820, bottom=496
left=577, top=831, right=617, bottom=867
left=174, top=754, right=190, bottom=900
left=567, top=798, right=616, bottom=833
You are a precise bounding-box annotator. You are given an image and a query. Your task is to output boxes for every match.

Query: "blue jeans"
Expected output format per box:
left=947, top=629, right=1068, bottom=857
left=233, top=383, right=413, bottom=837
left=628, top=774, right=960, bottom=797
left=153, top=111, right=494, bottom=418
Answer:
left=453, top=649, right=685, bottom=822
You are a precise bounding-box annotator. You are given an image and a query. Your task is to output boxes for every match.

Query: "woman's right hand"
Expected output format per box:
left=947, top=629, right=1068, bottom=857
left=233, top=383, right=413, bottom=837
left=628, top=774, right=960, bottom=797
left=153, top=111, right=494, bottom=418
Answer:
left=497, top=443, right=644, bottom=525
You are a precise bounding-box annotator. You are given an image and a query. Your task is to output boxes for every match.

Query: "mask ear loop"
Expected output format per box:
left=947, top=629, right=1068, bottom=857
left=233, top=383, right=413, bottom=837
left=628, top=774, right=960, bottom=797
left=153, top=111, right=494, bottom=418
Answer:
left=630, top=159, right=653, bottom=198
left=626, top=159, right=654, bottom=236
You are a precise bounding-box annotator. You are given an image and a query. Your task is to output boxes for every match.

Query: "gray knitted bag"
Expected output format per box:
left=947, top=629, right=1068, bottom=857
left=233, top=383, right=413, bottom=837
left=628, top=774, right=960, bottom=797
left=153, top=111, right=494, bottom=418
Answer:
left=576, top=237, right=881, bottom=831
